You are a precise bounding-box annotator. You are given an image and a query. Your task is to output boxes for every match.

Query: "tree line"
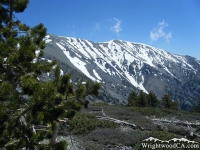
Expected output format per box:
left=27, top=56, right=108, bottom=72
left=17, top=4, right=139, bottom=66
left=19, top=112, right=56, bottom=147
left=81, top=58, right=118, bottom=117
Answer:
left=127, top=90, right=179, bottom=109
left=193, top=99, right=200, bottom=113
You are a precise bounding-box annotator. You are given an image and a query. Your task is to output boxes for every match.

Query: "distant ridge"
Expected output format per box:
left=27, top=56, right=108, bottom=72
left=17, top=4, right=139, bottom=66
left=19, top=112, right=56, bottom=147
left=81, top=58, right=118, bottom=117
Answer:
left=42, top=34, right=200, bottom=110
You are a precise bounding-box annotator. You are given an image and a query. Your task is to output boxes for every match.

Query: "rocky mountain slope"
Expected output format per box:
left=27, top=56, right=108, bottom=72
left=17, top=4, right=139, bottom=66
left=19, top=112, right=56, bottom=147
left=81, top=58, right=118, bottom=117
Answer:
left=42, top=34, right=200, bottom=110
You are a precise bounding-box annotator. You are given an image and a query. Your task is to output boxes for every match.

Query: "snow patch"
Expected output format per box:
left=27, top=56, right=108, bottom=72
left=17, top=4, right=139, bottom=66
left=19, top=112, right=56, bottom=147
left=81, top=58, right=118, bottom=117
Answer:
left=32, top=58, right=37, bottom=63
left=35, top=50, right=40, bottom=57
left=146, top=69, right=150, bottom=74
left=52, top=65, right=57, bottom=69
left=47, top=59, right=52, bottom=63
left=93, top=69, right=102, bottom=80
left=63, top=51, right=96, bottom=81
left=43, top=35, right=52, bottom=43
left=111, top=84, right=115, bottom=87
left=124, top=72, right=148, bottom=93
left=60, top=69, right=64, bottom=76
left=56, top=43, right=66, bottom=51
left=17, top=43, right=20, bottom=49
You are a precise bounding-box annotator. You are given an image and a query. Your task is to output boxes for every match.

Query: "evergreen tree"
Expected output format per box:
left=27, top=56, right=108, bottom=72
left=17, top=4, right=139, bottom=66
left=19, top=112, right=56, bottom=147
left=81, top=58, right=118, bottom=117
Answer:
left=147, top=92, right=159, bottom=107
left=0, top=1, right=101, bottom=149
left=137, top=90, right=148, bottom=107
left=127, top=90, right=138, bottom=107
left=193, top=99, right=200, bottom=113
left=161, top=94, right=178, bottom=109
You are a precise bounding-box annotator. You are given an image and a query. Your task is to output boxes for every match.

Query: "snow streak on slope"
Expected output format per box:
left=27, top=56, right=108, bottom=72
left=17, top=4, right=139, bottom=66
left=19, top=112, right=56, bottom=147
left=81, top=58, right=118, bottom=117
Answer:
left=54, top=36, right=197, bottom=93
left=55, top=38, right=149, bottom=92
left=56, top=42, right=96, bottom=81
left=43, top=35, right=52, bottom=43
left=42, top=35, right=200, bottom=110
left=93, top=69, right=102, bottom=81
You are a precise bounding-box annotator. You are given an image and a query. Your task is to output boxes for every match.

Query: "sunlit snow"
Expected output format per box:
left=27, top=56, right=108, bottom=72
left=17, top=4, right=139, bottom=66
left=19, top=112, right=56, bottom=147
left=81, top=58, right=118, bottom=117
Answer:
left=43, top=35, right=52, bottom=43
left=62, top=50, right=96, bottom=81
left=35, top=50, right=40, bottom=57
left=60, top=69, right=64, bottom=76
left=52, top=36, right=199, bottom=94
left=93, top=69, right=102, bottom=80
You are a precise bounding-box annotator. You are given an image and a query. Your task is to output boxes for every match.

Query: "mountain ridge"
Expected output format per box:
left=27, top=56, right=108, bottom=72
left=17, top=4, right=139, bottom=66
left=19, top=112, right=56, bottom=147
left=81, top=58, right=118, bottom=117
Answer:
left=42, top=34, right=200, bottom=110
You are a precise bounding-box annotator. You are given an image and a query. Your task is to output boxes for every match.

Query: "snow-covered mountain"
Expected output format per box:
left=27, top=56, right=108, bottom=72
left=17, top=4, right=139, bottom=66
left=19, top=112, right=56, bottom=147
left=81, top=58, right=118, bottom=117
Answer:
left=42, top=34, right=200, bottom=110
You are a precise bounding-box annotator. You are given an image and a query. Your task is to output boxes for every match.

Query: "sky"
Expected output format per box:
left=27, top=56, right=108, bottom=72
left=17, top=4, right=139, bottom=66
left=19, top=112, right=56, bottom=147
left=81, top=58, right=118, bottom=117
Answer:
left=16, top=0, right=200, bottom=59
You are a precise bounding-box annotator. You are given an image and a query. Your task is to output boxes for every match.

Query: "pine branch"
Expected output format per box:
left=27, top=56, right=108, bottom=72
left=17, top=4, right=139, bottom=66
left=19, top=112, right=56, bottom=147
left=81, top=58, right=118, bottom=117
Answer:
left=9, top=0, right=13, bottom=32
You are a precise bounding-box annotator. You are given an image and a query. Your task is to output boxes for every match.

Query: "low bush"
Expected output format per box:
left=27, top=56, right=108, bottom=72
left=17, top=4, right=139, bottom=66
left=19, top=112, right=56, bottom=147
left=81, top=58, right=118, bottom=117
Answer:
left=167, top=125, right=189, bottom=136
left=79, top=128, right=146, bottom=149
left=68, top=113, right=118, bottom=134
left=92, top=102, right=109, bottom=106
left=55, top=141, right=68, bottom=150
left=66, top=104, right=200, bottom=149
left=147, top=131, right=177, bottom=140
left=127, top=107, right=180, bottom=117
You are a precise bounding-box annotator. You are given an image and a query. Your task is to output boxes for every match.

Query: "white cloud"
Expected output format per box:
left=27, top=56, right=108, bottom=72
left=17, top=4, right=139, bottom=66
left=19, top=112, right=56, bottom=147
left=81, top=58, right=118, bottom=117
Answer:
left=150, top=20, right=172, bottom=42
left=165, top=32, right=172, bottom=41
left=111, top=18, right=122, bottom=36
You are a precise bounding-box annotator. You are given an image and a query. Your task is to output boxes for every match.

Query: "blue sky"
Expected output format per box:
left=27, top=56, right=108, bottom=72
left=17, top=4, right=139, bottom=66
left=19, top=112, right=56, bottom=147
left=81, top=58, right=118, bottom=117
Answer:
left=16, top=0, right=200, bottom=59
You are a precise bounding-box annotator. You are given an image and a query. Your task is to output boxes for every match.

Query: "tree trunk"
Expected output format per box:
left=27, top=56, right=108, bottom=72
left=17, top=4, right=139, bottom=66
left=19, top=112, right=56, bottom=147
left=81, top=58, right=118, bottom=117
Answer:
left=51, top=122, right=60, bottom=144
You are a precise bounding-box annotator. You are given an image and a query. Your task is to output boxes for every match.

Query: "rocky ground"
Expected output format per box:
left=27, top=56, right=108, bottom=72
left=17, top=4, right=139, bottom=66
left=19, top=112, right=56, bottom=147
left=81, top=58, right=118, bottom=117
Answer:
left=53, top=103, right=200, bottom=150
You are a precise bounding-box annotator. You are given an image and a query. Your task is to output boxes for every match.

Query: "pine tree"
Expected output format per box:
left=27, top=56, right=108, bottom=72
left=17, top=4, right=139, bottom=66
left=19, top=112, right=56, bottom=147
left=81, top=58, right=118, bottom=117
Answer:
left=147, top=92, right=159, bottom=107
left=0, top=1, right=101, bottom=149
left=127, top=90, right=138, bottom=107
left=193, top=99, right=200, bottom=113
left=137, top=90, right=148, bottom=107
left=161, top=94, right=178, bottom=109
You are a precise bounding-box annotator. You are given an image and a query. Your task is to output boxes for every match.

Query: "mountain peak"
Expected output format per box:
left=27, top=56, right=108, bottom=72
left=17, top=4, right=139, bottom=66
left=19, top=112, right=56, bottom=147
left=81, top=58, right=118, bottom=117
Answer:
left=43, top=34, right=200, bottom=110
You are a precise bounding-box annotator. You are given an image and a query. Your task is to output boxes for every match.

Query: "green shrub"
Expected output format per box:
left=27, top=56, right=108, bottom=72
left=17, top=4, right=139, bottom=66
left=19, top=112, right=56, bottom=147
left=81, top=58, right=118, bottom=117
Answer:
left=55, top=141, right=68, bottom=150
left=93, top=102, right=109, bottom=106
left=167, top=126, right=189, bottom=136
left=80, top=128, right=145, bottom=148
left=128, top=107, right=179, bottom=117
left=147, top=131, right=177, bottom=140
left=68, top=113, right=118, bottom=134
